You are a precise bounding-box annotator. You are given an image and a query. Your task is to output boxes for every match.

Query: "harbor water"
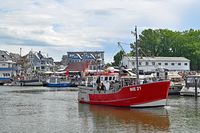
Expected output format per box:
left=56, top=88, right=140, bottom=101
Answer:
left=0, top=86, right=200, bottom=133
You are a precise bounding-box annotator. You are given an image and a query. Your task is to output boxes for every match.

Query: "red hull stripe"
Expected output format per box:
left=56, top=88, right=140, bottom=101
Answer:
left=89, top=97, right=136, bottom=103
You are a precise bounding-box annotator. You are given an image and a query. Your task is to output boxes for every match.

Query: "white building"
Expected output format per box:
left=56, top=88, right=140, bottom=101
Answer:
left=26, top=51, right=54, bottom=74
left=121, top=56, right=190, bottom=72
left=0, top=60, right=16, bottom=84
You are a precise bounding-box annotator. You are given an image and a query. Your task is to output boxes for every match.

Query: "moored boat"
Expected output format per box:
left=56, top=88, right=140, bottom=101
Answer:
left=168, top=72, right=185, bottom=95
left=78, top=26, right=170, bottom=108
left=180, top=75, right=200, bottom=96
left=18, top=79, right=43, bottom=86
left=78, top=72, right=170, bottom=107
left=46, top=76, right=75, bottom=87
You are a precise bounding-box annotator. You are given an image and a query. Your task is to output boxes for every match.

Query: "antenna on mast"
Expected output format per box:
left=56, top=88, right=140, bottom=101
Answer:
left=20, top=48, right=22, bottom=57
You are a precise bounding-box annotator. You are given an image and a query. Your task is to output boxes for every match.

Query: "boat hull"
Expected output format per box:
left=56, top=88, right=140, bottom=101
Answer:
left=168, top=85, right=182, bottom=95
left=18, top=79, right=43, bottom=86
left=0, top=77, right=12, bottom=85
left=47, top=83, right=72, bottom=87
left=78, top=81, right=170, bottom=107
left=180, top=86, right=200, bottom=96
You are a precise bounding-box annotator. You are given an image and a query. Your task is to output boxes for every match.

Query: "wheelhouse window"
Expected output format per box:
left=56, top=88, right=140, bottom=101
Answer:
left=105, top=77, right=108, bottom=81
left=171, top=63, right=174, bottom=66
left=184, top=63, right=188, bottom=66
left=158, top=63, right=161, bottom=65
left=93, top=66, right=97, bottom=70
left=178, top=63, right=181, bottom=66
left=165, top=63, right=168, bottom=66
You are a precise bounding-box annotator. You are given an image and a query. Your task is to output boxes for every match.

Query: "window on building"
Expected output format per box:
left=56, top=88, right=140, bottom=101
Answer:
left=41, top=61, right=45, bottom=64
left=178, top=63, right=181, bottom=66
left=29, top=54, right=33, bottom=58
left=146, top=62, right=149, bottom=65
left=171, top=63, right=175, bottom=66
left=158, top=63, right=161, bottom=65
left=132, top=61, right=135, bottom=65
left=109, top=77, right=112, bottom=81
left=3, top=73, right=10, bottom=77
left=165, top=63, right=168, bottom=66
left=139, top=62, right=142, bottom=65
left=184, top=63, right=188, bottom=66
left=152, top=62, right=155, bottom=65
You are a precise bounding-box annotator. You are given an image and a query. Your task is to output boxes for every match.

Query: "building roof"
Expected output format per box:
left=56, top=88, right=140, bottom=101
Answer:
left=67, top=51, right=104, bottom=54
left=66, top=61, right=89, bottom=72
left=66, top=61, right=97, bottom=72
left=123, top=56, right=190, bottom=62
left=0, top=50, right=11, bottom=61
left=83, top=53, right=96, bottom=60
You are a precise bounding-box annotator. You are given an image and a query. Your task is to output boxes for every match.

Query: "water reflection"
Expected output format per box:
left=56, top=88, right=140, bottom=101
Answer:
left=79, top=104, right=170, bottom=133
left=8, top=87, right=78, bottom=94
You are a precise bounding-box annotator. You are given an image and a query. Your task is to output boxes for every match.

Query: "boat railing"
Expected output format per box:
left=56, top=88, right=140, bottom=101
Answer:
left=79, top=82, right=122, bottom=94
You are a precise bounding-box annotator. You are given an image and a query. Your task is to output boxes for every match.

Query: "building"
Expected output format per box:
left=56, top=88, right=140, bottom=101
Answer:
left=25, top=51, right=54, bottom=74
left=0, top=50, right=19, bottom=84
left=0, top=60, right=17, bottom=84
left=0, top=50, right=11, bottom=61
left=61, top=51, right=104, bottom=66
left=61, top=51, right=105, bottom=76
left=121, top=56, right=190, bottom=72
left=9, top=52, right=20, bottom=62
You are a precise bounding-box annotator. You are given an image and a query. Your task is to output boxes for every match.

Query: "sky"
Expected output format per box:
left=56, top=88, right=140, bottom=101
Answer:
left=0, top=0, right=200, bottom=63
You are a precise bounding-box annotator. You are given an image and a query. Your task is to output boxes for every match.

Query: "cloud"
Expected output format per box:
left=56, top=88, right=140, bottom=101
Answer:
left=0, top=0, right=198, bottom=62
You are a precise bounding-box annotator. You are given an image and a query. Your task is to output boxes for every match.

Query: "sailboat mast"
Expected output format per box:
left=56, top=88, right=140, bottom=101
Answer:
left=135, top=26, right=140, bottom=85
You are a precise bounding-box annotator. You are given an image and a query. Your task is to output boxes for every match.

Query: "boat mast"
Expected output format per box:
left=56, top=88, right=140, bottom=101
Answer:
left=134, top=26, right=139, bottom=85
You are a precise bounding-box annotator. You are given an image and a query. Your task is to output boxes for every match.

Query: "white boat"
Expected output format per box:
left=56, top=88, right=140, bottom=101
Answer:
left=168, top=72, right=185, bottom=95
left=18, top=79, right=43, bottom=86
left=180, top=75, right=200, bottom=96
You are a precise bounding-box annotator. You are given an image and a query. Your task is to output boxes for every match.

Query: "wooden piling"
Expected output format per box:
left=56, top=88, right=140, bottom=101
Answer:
left=195, top=78, right=198, bottom=98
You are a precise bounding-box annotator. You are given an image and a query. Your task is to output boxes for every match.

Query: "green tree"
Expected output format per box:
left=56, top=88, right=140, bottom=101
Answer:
left=113, top=50, right=125, bottom=66
left=134, top=28, right=200, bottom=70
left=137, top=29, right=161, bottom=56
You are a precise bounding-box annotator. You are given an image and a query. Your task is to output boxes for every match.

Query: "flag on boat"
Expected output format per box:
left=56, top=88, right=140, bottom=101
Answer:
left=66, top=69, right=69, bottom=77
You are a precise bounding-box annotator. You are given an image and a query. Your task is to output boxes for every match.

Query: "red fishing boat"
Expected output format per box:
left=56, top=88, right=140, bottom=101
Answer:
left=78, top=27, right=170, bottom=107
left=78, top=72, right=170, bottom=107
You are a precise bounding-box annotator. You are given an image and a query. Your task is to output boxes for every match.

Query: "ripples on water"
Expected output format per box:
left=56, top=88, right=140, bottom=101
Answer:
left=0, top=86, right=200, bottom=133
